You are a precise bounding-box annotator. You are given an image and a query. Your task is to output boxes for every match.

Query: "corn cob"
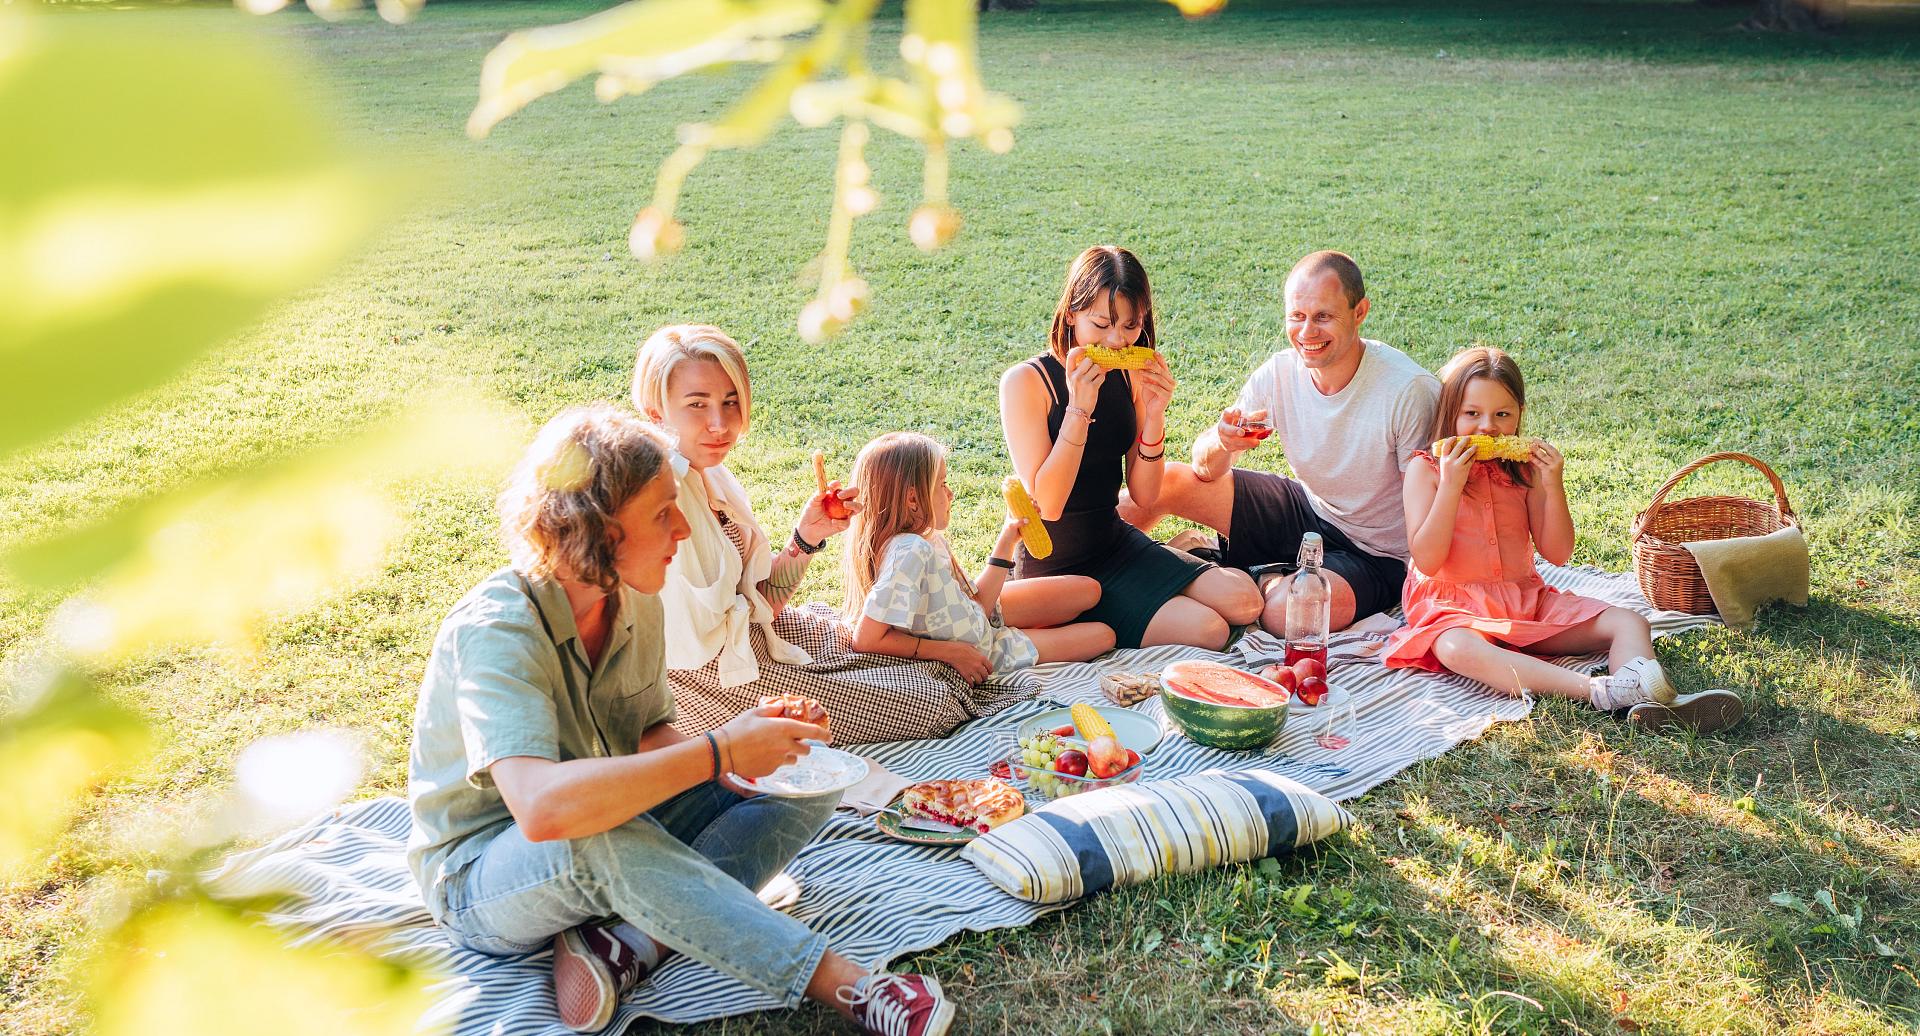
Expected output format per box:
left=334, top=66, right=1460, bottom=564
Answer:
left=1002, top=477, right=1053, bottom=560
left=1071, top=702, right=1117, bottom=741
left=1083, top=345, right=1156, bottom=370
left=1431, top=434, right=1536, bottom=462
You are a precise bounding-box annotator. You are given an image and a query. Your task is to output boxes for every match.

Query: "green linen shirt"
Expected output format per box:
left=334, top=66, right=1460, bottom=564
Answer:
left=406, top=566, right=677, bottom=902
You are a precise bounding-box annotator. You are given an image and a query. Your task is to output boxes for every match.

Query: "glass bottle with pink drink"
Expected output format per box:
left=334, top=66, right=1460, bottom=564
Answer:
left=1283, top=532, right=1330, bottom=668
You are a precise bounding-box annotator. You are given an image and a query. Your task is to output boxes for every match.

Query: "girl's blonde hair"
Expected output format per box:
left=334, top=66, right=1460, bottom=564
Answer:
left=841, top=432, right=969, bottom=621
left=1047, top=245, right=1157, bottom=361
left=631, top=324, right=753, bottom=431
left=1434, top=345, right=1531, bottom=487
left=498, top=404, right=673, bottom=591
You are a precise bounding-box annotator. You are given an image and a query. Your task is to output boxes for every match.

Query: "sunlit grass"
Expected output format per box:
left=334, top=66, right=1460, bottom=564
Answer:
left=4, top=0, right=1919, bottom=1033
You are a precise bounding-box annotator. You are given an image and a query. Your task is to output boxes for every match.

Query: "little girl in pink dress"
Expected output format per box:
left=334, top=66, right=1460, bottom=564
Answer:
left=1384, top=347, right=1743, bottom=732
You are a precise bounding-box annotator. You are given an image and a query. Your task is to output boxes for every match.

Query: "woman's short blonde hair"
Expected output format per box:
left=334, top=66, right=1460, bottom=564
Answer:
left=631, top=324, right=753, bottom=431
left=498, top=403, right=673, bottom=591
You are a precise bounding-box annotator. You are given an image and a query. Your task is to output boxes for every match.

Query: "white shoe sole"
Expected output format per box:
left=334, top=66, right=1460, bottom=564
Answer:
left=1628, top=689, right=1745, bottom=734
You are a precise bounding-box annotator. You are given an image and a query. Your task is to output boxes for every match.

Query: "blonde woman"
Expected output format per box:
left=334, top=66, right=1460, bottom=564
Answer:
left=406, top=404, right=956, bottom=1036
left=842, top=431, right=1114, bottom=677
left=635, top=324, right=1029, bottom=744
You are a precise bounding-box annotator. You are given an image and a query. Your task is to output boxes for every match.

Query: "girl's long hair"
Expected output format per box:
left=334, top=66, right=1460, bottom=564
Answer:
left=841, top=432, right=968, bottom=621
left=1433, top=346, right=1531, bottom=488
left=1047, top=246, right=1157, bottom=360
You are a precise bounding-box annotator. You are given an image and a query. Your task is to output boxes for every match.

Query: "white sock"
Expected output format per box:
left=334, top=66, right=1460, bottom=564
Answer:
left=608, top=922, right=662, bottom=971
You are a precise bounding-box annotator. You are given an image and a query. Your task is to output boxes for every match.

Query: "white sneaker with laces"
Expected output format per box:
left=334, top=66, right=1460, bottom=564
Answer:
left=1589, top=656, right=1677, bottom=710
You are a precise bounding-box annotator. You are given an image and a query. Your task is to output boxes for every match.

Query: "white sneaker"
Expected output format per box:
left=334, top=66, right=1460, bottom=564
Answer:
left=1589, top=657, right=1676, bottom=710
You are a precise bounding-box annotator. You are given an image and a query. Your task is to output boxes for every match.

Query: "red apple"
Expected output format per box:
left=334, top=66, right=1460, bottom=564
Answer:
left=1292, top=657, right=1327, bottom=683
left=819, top=490, right=853, bottom=521
left=1259, top=663, right=1299, bottom=694
left=1296, top=676, right=1328, bottom=707
left=1053, top=749, right=1089, bottom=776
left=1123, top=748, right=1141, bottom=770
left=1087, top=736, right=1128, bottom=779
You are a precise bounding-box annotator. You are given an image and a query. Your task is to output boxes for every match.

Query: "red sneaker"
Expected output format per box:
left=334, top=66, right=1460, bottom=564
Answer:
left=552, top=924, right=650, bottom=1033
left=846, top=973, right=955, bottom=1036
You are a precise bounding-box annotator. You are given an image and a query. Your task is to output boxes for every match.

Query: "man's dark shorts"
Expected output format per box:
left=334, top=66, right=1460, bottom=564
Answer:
left=1219, top=469, right=1406, bottom=621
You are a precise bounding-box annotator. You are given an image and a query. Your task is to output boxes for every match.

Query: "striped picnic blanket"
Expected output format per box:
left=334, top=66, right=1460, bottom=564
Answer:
left=203, top=563, right=1715, bottom=1033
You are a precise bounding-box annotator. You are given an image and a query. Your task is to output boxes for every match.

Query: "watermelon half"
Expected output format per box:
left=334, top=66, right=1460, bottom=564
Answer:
left=1160, top=660, right=1289, bottom=750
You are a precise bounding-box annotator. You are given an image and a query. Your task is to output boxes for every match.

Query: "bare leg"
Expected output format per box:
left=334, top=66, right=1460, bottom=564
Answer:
left=1117, top=463, right=1237, bottom=535
left=1024, top=622, right=1116, bottom=663
left=806, top=951, right=869, bottom=1020
left=1001, top=575, right=1101, bottom=628
left=1256, top=569, right=1359, bottom=635
left=1182, top=566, right=1263, bottom=626
left=1431, top=627, right=1591, bottom=700
left=1527, top=607, right=1655, bottom=673
left=1139, top=595, right=1233, bottom=650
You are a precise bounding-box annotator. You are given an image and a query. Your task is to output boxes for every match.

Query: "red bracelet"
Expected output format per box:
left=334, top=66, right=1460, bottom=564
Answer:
left=1136, top=431, right=1166, bottom=449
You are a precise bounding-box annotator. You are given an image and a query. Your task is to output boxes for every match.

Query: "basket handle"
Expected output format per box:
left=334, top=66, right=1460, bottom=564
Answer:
left=1632, top=452, right=1795, bottom=542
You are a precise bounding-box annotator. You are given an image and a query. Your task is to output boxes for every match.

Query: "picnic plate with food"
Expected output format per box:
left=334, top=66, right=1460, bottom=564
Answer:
left=1015, top=703, right=1164, bottom=756
left=733, top=744, right=869, bottom=798
left=874, top=778, right=1027, bottom=845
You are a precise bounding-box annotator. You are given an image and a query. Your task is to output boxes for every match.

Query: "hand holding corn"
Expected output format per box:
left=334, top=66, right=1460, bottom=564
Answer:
left=1002, top=477, right=1053, bottom=560
left=1430, top=435, right=1536, bottom=462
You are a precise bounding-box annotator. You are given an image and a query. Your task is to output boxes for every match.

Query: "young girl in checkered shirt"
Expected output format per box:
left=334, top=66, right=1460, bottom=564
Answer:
left=843, top=432, right=1114, bottom=682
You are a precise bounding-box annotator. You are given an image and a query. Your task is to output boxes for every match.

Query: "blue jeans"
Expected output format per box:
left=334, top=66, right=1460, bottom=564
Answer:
left=432, top=782, right=840, bottom=1007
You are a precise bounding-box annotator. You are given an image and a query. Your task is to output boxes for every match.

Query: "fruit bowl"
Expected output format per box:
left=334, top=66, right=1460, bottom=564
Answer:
left=1003, top=750, right=1145, bottom=802
left=1160, top=662, right=1290, bottom=751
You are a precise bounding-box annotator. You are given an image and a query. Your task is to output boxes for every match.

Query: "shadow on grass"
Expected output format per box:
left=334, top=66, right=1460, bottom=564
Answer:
left=991, top=0, right=1920, bottom=67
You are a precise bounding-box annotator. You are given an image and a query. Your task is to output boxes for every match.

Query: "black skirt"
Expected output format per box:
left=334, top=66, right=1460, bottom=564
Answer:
left=1013, top=508, right=1211, bottom=649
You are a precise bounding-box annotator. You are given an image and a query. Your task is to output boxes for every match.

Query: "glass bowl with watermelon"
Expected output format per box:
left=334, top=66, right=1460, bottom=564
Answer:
left=1160, top=660, right=1291, bottom=750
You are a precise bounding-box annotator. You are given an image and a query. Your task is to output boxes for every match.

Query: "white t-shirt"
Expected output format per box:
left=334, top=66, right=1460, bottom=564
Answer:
left=1233, top=339, right=1441, bottom=560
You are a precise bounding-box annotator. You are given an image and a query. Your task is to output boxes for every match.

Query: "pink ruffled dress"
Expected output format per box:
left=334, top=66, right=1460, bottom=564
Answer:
left=1383, top=452, right=1612, bottom=673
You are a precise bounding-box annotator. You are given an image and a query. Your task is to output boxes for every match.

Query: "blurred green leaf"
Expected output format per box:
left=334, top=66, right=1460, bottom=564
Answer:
left=467, top=0, right=826, bottom=138
left=91, top=898, right=434, bottom=1036
left=0, top=667, right=150, bottom=883
left=0, top=16, right=386, bottom=459
left=4, top=404, right=521, bottom=660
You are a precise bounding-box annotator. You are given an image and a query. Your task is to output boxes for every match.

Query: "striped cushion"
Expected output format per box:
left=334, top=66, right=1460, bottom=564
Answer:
left=960, top=769, right=1351, bottom=904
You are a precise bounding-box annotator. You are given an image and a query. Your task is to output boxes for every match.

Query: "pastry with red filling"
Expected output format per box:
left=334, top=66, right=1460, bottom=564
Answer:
left=899, top=779, right=1025, bottom=833
left=759, top=693, right=830, bottom=732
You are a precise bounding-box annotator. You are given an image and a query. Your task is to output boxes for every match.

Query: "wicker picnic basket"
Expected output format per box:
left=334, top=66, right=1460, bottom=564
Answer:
left=1630, top=452, right=1799, bottom=614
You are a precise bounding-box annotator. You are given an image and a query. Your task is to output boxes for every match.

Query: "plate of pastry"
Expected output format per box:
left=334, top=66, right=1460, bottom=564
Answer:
left=874, top=778, right=1027, bottom=846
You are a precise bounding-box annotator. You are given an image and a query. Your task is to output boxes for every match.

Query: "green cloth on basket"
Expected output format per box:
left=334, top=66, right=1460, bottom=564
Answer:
left=960, top=769, right=1350, bottom=904
left=1681, top=526, right=1809, bottom=629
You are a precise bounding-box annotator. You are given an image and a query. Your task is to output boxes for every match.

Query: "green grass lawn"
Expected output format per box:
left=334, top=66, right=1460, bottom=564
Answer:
left=5, top=0, right=1920, bottom=1032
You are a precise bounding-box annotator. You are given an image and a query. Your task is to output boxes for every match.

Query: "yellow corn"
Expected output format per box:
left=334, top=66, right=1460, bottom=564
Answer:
left=1083, top=345, right=1155, bottom=370
left=1002, top=477, right=1053, bottom=560
left=1431, top=434, right=1535, bottom=462
left=1071, top=702, right=1117, bottom=741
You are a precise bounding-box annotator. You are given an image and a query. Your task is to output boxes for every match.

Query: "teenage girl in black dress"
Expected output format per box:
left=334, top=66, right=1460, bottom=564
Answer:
left=997, top=246, right=1262, bottom=649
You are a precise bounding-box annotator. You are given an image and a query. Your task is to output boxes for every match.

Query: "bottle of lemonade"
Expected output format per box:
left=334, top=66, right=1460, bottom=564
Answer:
left=1284, top=532, right=1330, bottom=668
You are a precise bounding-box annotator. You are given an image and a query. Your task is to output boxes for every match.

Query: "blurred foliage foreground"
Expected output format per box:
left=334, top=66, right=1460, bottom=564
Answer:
left=0, top=12, right=515, bottom=1035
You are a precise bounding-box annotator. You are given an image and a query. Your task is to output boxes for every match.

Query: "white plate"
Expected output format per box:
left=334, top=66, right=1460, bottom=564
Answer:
left=732, top=745, right=869, bottom=798
left=1016, top=705, right=1165, bottom=755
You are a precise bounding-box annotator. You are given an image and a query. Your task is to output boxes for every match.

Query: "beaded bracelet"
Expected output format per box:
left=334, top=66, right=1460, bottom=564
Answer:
left=704, top=731, right=722, bottom=782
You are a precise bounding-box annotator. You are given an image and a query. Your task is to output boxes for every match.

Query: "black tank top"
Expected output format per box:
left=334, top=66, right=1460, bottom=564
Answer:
left=1024, top=353, right=1137, bottom=516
